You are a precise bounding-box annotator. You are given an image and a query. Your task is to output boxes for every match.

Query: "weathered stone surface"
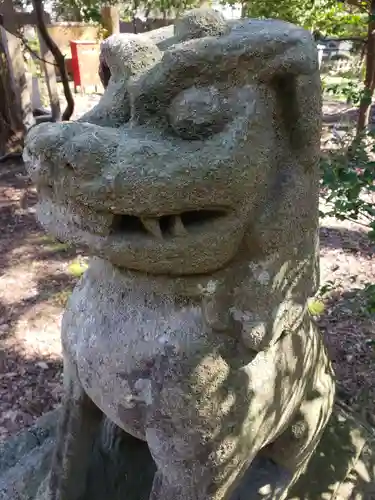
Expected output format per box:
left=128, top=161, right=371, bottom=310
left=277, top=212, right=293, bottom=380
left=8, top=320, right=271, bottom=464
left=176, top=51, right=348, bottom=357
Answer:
left=1, top=403, right=374, bottom=500
left=0, top=411, right=57, bottom=500
left=23, top=7, right=335, bottom=500
left=288, top=402, right=375, bottom=499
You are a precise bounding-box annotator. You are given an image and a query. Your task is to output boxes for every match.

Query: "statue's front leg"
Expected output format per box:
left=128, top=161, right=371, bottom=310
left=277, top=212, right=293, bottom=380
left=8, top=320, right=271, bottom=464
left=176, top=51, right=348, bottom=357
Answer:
left=147, top=433, right=250, bottom=500
left=242, top=344, right=335, bottom=500
left=145, top=356, right=255, bottom=500
left=47, top=358, right=103, bottom=500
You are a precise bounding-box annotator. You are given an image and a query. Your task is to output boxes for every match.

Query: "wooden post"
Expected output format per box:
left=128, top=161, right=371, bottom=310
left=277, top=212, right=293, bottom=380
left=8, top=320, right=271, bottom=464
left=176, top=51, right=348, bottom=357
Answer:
left=356, top=0, right=375, bottom=133
left=31, top=74, right=43, bottom=110
left=37, top=31, right=61, bottom=121
left=0, top=0, right=60, bottom=122
left=101, top=6, right=120, bottom=36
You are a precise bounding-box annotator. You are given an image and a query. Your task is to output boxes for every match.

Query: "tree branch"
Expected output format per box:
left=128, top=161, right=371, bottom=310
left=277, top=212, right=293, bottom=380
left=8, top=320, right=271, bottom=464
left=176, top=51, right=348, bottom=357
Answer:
left=32, top=0, right=74, bottom=121
left=11, top=29, right=58, bottom=67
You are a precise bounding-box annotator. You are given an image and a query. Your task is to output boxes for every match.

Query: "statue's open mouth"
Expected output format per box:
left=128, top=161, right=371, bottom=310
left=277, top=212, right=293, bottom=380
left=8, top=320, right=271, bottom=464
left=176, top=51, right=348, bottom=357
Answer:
left=109, top=209, right=229, bottom=240
left=35, top=192, right=242, bottom=274
left=37, top=180, right=237, bottom=249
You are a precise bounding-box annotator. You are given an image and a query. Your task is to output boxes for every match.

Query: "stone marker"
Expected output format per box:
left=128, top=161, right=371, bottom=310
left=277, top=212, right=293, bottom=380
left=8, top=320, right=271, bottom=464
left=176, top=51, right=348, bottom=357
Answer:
left=22, top=7, right=340, bottom=499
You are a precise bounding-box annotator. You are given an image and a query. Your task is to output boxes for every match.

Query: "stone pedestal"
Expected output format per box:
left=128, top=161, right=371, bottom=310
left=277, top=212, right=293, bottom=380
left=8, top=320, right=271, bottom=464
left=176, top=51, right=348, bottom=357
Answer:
left=1, top=402, right=374, bottom=500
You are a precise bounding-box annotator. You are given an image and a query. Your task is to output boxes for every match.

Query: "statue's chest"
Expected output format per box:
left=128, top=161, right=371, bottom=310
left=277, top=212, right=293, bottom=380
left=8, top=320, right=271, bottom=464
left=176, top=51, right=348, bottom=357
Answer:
left=61, top=278, right=204, bottom=438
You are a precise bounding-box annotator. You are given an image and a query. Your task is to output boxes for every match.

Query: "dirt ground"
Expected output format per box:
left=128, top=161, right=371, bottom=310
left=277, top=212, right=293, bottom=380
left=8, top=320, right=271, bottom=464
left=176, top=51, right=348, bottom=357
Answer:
left=0, top=97, right=374, bottom=441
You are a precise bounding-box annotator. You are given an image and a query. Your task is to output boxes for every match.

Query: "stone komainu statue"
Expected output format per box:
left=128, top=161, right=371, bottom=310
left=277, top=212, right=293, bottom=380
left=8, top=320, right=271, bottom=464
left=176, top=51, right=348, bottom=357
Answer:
left=24, top=8, right=335, bottom=500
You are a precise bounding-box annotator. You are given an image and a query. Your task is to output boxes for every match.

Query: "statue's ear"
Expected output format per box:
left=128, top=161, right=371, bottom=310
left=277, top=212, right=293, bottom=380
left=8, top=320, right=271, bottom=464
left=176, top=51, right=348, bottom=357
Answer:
left=98, top=34, right=162, bottom=84
left=130, top=20, right=318, bottom=118
left=164, top=20, right=318, bottom=80
left=78, top=35, right=162, bottom=127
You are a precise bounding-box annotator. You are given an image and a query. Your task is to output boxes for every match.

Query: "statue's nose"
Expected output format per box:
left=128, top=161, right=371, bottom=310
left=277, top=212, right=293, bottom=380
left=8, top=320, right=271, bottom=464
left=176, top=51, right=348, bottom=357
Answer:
left=23, top=121, right=123, bottom=189
left=23, top=122, right=75, bottom=186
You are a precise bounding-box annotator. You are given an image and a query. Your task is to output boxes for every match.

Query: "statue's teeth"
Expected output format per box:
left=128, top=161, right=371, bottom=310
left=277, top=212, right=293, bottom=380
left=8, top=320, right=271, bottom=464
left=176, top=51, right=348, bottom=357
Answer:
left=141, top=217, right=163, bottom=239
left=170, top=215, right=187, bottom=236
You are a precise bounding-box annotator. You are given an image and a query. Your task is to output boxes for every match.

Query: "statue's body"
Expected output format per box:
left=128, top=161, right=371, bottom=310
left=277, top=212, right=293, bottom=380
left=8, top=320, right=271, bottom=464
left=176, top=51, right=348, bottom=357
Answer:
left=24, top=9, right=335, bottom=500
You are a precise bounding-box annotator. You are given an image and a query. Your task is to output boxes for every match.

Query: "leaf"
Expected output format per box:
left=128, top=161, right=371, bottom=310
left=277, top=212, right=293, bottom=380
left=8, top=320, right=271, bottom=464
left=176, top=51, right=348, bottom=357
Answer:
left=307, top=298, right=325, bottom=316
left=67, top=260, right=88, bottom=278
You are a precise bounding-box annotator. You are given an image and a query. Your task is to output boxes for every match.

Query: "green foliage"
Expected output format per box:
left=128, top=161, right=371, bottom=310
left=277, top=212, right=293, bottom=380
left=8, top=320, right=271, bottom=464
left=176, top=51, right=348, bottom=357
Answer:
left=234, top=0, right=366, bottom=37
left=121, top=0, right=203, bottom=23
left=320, top=129, right=375, bottom=313
left=305, top=1, right=366, bottom=37
left=320, top=131, right=375, bottom=238
left=238, top=0, right=313, bottom=25
left=53, top=0, right=202, bottom=23
left=52, top=0, right=116, bottom=22
left=324, top=79, right=365, bottom=105
left=51, top=0, right=367, bottom=34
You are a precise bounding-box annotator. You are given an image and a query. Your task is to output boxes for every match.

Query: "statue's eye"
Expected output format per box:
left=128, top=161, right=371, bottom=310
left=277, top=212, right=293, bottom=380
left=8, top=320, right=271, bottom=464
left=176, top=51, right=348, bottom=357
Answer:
left=167, top=86, right=229, bottom=140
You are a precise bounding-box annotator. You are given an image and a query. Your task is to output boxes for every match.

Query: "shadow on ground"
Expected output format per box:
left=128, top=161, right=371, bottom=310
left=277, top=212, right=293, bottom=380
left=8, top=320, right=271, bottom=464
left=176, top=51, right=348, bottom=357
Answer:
left=322, top=102, right=375, bottom=127
left=0, top=159, right=87, bottom=339
left=317, top=285, right=375, bottom=431
left=0, top=346, right=63, bottom=433
left=0, top=160, right=84, bottom=273
left=320, top=225, right=375, bottom=256
left=0, top=159, right=84, bottom=438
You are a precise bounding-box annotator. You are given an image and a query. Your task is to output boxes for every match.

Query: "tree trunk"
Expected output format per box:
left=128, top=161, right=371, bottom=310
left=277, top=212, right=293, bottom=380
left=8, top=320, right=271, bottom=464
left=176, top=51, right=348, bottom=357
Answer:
left=356, top=0, right=375, bottom=134
left=131, top=0, right=139, bottom=34
left=132, top=14, right=138, bottom=34
left=241, top=3, right=247, bottom=18
left=0, top=22, right=24, bottom=157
